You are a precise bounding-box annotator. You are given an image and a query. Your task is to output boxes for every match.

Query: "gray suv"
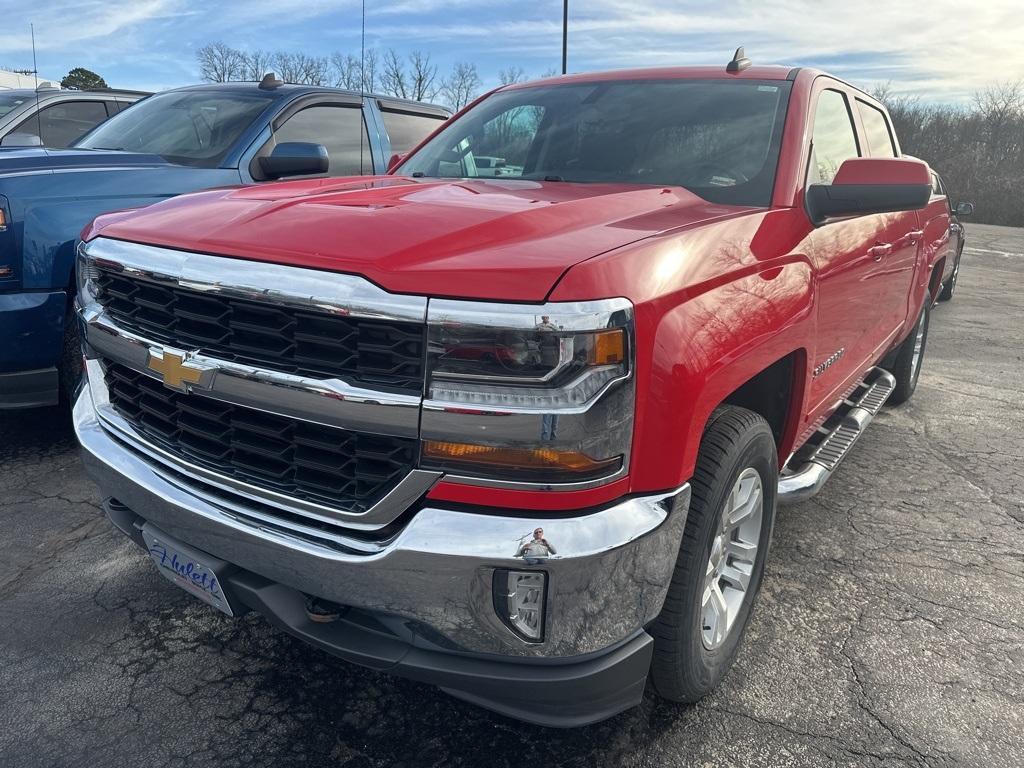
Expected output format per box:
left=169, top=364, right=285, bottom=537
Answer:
left=0, top=88, right=149, bottom=148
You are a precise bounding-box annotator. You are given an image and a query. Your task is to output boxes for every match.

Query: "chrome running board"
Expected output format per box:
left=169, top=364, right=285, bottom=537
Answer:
left=778, top=367, right=896, bottom=504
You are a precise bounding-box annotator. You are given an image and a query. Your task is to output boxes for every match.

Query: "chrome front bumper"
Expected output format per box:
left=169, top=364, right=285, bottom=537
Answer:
left=75, top=387, right=690, bottom=659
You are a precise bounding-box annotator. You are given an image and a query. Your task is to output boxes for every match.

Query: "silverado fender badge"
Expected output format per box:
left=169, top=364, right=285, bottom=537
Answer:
left=812, top=348, right=845, bottom=378
left=146, top=349, right=211, bottom=392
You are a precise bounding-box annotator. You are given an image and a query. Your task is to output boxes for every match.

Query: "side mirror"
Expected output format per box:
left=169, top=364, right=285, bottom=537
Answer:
left=0, top=132, right=43, bottom=148
left=258, top=142, right=328, bottom=179
left=955, top=200, right=974, bottom=217
left=806, top=157, right=932, bottom=225
left=387, top=152, right=405, bottom=173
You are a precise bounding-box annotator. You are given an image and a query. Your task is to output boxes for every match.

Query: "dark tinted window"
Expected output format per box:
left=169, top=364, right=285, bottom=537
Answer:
left=401, top=80, right=792, bottom=207
left=0, top=91, right=32, bottom=119
left=273, top=105, right=371, bottom=176
left=380, top=109, right=446, bottom=154
left=14, top=100, right=109, bottom=148
left=810, top=89, right=860, bottom=184
left=857, top=100, right=897, bottom=158
left=76, top=90, right=275, bottom=167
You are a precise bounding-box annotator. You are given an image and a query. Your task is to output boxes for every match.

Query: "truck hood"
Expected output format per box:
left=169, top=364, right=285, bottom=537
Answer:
left=92, top=176, right=753, bottom=302
left=0, top=147, right=170, bottom=176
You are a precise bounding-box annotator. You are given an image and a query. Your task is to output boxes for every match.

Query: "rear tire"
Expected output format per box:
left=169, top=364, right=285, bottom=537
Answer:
left=649, top=406, right=777, bottom=702
left=884, top=301, right=930, bottom=406
left=937, top=247, right=961, bottom=302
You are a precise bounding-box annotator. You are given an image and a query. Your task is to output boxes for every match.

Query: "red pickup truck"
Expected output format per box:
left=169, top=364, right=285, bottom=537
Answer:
left=73, top=58, right=952, bottom=727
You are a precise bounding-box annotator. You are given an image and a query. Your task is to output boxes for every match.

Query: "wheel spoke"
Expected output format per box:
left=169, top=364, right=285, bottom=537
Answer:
left=725, top=537, right=757, bottom=563
left=709, top=583, right=728, bottom=646
left=719, top=562, right=752, bottom=592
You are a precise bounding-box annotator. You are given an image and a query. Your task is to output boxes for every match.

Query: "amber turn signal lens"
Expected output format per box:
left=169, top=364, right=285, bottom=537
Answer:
left=589, top=329, right=625, bottom=366
left=423, top=440, right=620, bottom=475
left=0, top=209, right=7, bottom=230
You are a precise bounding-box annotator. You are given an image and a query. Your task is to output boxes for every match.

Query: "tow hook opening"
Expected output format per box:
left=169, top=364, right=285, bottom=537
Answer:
left=304, top=594, right=349, bottom=624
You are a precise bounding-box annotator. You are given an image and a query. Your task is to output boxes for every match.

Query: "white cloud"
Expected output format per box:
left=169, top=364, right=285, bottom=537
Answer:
left=2, top=0, right=1019, bottom=100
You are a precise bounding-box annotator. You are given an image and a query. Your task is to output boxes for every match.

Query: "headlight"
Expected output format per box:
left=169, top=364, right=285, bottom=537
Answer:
left=75, top=241, right=100, bottom=307
left=421, top=298, right=634, bottom=485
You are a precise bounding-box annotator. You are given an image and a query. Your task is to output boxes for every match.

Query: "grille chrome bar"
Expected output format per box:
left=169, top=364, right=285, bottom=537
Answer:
left=82, top=237, right=427, bottom=323
left=85, top=360, right=440, bottom=530
left=82, top=307, right=423, bottom=439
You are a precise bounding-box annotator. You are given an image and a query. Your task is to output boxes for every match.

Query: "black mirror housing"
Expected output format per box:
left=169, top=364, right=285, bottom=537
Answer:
left=807, top=182, right=932, bottom=225
left=955, top=201, right=974, bottom=217
left=259, top=142, right=329, bottom=179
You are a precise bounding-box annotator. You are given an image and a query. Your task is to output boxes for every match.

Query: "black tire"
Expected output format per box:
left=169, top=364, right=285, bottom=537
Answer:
left=649, top=406, right=777, bottom=703
left=883, top=301, right=930, bottom=406
left=936, top=247, right=961, bottom=302
left=58, top=304, right=84, bottom=403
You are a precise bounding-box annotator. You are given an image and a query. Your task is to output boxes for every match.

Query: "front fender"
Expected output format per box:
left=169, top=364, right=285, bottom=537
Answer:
left=631, top=258, right=815, bottom=490
left=5, top=166, right=241, bottom=292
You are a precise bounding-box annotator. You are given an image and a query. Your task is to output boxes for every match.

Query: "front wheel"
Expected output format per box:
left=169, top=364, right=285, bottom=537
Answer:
left=58, top=304, right=84, bottom=403
left=649, top=406, right=777, bottom=702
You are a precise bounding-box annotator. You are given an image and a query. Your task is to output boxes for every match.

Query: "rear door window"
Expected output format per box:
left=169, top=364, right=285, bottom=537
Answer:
left=856, top=100, right=897, bottom=158
left=809, top=89, right=860, bottom=184
left=13, top=100, right=109, bottom=148
left=380, top=109, right=447, bottom=155
left=273, top=104, right=371, bottom=176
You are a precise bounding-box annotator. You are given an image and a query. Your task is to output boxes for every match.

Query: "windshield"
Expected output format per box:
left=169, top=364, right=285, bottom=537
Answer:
left=399, top=79, right=792, bottom=207
left=0, top=91, right=32, bottom=119
left=75, top=90, right=276, bottom=167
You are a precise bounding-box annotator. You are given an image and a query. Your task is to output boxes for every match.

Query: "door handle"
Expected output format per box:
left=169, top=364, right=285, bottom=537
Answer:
left=907, top=229, right=924, bottom=243
left=868, top=243, right=893, bottom=261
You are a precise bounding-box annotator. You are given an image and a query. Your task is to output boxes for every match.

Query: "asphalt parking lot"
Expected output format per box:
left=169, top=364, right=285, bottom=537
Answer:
left=1, top=222, right=1021, bottom=768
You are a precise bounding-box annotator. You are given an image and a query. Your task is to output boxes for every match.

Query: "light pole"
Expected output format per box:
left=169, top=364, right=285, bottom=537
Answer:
left=561, top=0, right=568, bottom=74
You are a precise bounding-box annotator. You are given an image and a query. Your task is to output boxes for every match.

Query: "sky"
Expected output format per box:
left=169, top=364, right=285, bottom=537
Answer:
left=1, top=0, right=1021, bottom=102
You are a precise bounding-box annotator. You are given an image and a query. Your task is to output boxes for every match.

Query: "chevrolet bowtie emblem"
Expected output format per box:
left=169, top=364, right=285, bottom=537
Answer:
left=147, top=350, right=204, bottom=392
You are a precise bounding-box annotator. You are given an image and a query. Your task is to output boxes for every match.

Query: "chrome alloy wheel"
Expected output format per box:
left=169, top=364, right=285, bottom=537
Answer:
left=701, top=467, right=764, bottom=650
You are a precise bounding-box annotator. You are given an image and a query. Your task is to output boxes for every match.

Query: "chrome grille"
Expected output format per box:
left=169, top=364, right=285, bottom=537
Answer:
left=96, top=267, right=425, bottom=393
left=103, top=363, right=418, bottom=513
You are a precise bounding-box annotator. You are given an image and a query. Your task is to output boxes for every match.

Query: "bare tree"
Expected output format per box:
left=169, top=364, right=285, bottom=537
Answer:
left=409, top=51, right=439, bottom=101
left=239, top=49, right=275, bottom=81
left=197, top=42, right=242, bottom=82
left=381, top=48, right=409, bottom=99
left=498, top=66, right=527, bottom=86
left=274, top=51, right=330, bottom=85
left=332, top=49, right=379, bottom=92
left=441, top=61, right=481, bottom=111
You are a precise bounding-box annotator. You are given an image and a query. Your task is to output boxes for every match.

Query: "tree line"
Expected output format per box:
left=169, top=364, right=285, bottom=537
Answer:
left=196, top=42, right=1022, bottom=227
left=872, top=81, right=1023, bottom=227
left=197, top=42, right=553, bottom=110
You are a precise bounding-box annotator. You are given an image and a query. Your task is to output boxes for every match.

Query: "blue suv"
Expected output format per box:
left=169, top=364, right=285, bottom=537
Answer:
left=0, top=80, right=449, bottom=408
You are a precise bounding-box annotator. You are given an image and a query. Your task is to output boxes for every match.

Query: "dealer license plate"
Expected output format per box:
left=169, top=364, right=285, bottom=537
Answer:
left=141, top=525, right=235, bottom=616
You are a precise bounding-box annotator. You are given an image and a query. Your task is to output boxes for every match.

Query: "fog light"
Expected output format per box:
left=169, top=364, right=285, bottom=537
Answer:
left=494, top=569, right=547, bottom=642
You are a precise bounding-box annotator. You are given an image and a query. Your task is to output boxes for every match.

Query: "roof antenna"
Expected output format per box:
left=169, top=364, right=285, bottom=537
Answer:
left=31, top=23, right=43, bottom=145
left=726, top=46, right=752, bottom=73
left=258, top=72, right=283, bottom=89
left=358, top=0, right=366, bottom=174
